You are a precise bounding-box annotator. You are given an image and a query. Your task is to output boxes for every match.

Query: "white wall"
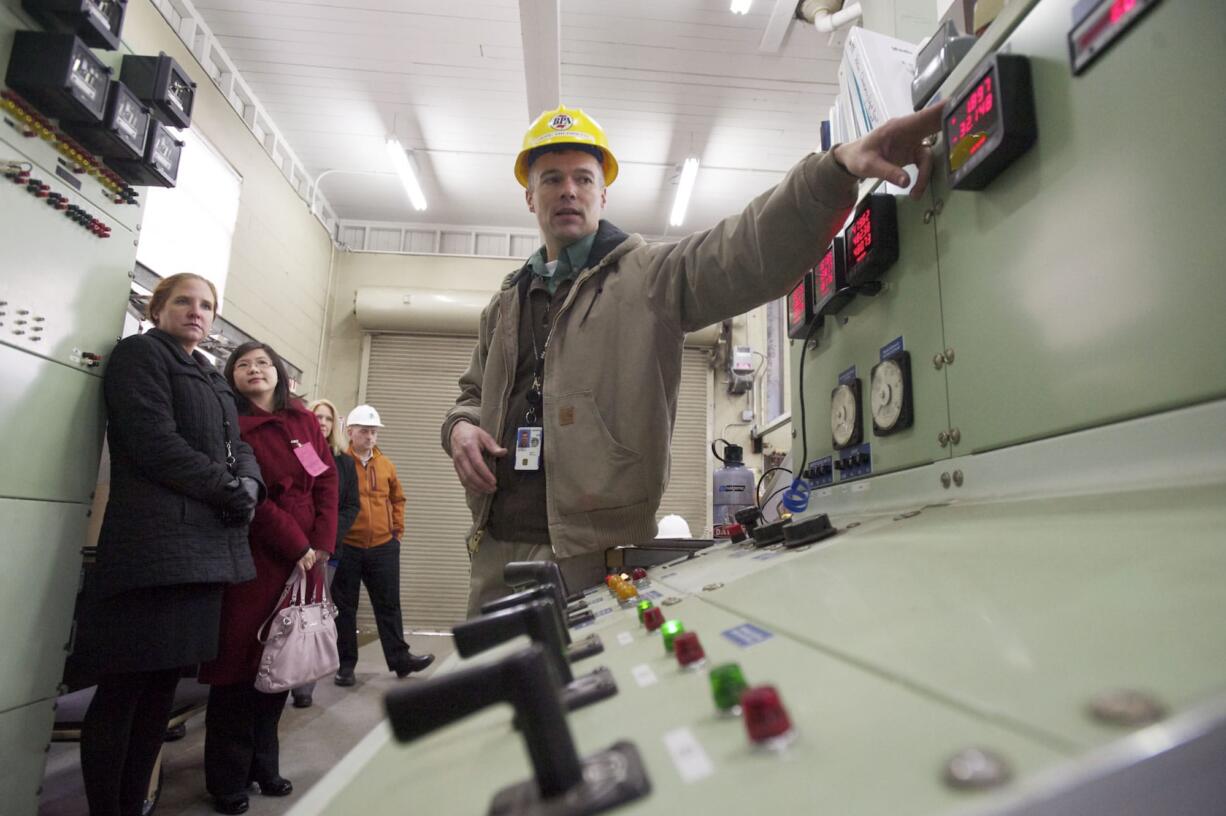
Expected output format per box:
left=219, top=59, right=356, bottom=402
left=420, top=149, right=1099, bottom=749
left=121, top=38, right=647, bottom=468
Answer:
left=320, top=252, right=515, bottom=413
left=124, top=0, right=335, bottom=389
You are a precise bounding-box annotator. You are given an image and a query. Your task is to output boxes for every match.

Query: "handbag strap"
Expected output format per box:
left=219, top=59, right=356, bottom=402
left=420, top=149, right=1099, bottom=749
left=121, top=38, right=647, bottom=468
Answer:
left=257, top=570, right=303, bottom=644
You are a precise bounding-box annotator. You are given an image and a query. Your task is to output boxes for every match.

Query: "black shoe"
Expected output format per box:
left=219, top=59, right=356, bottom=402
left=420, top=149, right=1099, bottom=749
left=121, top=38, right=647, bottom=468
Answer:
left=252, top=777, right=293, bottom=797
left=164, top=722, right=187, bottom=741
left=291, top=693, right=313, bottom=708
left=334, top=669, right=355, bottom=687
left=394, top=653, right=435, bottom=678
left=213, top=794, right=248, bottom=815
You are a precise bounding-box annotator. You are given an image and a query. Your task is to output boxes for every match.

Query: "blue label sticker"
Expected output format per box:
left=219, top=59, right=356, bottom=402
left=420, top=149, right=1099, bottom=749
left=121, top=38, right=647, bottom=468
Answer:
left=880, top=336, right=904, bottom=360
left=643, top=590, right=663, bottom=600
left=752, top=553, right=781, bottom=561
left=721, top=623, right=774, bottom=648
left=839, top=365, right=857, bottom=385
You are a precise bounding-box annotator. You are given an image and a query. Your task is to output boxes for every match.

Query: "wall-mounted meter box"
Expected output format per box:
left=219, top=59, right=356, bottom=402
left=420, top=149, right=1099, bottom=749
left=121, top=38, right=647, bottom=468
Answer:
left=63, top=81, right=149, bottom=160
left=107, top=118, right=182, bottom=186
left=786, top=272, right=814, bottom=340
left=5, top=31, right=110, bottom=122
left=1069, top=0, right=1163, bottom=75
left=120, top=52, right=195, bottom=128
left=813, top=236, right=854, bottom=317
left=21, top=0, right=128, bottom=50
left=843, top=194, right=899, bottom=286
left=943, top=53, right=1037, bottom=190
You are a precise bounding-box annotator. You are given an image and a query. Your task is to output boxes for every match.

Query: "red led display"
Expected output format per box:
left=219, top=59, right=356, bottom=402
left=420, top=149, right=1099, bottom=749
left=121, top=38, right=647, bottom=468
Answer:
left=947, top=73, right=997, bottom=158
left=817, top=247, right=837, bottom=299
left=848, top=208, right=873, bottom=266
left=788, top=281, right=806, bottom=327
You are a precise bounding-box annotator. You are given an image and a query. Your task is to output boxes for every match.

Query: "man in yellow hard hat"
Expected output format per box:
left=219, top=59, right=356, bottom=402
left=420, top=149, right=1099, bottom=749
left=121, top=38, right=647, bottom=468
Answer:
left=444, top=102, right=944, bottom=616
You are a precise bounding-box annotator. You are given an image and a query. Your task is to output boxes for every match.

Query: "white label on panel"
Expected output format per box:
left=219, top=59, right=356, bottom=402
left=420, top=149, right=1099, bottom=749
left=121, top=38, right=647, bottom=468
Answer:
left=617, top=631, right=634, bottom=647
left=631, top=664, right=657, bottom=687
left=663, top=728, right=714, bottom=783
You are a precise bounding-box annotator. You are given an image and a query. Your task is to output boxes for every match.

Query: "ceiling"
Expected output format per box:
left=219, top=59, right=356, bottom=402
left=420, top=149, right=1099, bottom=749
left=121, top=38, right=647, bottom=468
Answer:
left=193, top=0, right=861, bottom=238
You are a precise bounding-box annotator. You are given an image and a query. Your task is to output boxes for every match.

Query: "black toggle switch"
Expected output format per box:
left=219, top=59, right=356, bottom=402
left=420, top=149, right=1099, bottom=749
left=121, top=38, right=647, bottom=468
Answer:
left=504, top=560, right=589, bottom=612
left=483, top=583, right=597, bottom=640
left=384, top=644, right=650, bottom=816
left=782, top=513, right=838, bottom=548
left=454, top=600, right=616, bottom=711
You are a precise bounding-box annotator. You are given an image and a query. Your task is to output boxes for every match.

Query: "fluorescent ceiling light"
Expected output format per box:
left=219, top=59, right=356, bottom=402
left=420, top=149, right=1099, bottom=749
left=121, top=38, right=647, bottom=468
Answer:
left=385, top=137, right=427, bottom=211
left=731, top=0, right=752, bottom=13
left=669, top=158, right=700, bottom=227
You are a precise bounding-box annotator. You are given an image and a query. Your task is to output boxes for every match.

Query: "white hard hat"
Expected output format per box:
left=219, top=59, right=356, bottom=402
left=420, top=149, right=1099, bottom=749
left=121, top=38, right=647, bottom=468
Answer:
left=346, top=404, right=384, bottom=428
left=655, top=514, right=692, bottom=539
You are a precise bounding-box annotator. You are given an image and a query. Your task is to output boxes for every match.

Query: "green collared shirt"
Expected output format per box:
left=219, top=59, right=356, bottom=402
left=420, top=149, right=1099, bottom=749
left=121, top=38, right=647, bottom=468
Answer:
left=527, top=231, right=597, bottom=295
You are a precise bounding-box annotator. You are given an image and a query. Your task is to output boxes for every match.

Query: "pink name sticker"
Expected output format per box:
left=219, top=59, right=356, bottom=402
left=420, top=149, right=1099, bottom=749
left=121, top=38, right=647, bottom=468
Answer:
left=292, top=441, right=330, bottom=477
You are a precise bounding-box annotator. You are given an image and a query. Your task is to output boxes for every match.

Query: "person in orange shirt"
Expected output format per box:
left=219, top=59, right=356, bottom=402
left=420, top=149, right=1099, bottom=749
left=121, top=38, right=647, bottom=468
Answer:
left=331, top=405, right=434, bottom=686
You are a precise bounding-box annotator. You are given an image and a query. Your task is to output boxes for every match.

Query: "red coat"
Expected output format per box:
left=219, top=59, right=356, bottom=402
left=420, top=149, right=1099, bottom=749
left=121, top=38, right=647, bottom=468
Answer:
left=199, top=401, right=338, bottom=686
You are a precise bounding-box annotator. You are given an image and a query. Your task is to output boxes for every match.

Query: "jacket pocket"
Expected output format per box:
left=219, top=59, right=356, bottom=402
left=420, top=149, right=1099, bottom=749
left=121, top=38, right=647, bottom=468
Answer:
left=551, top=391, right=648, bottom=517
left=180, top=495, right=219, bottom=527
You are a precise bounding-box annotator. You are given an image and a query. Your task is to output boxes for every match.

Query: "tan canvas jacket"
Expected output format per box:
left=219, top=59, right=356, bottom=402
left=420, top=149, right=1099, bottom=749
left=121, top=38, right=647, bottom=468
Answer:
left=442, top=151, right=858, bottom=558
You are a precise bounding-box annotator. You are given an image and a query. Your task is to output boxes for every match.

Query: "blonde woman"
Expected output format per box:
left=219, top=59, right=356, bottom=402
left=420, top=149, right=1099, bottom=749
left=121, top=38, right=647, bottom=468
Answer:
left=289, top=399, right=360, bottom=708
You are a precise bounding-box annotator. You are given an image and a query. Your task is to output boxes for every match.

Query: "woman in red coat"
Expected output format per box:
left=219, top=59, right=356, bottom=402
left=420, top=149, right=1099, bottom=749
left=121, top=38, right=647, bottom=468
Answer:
left=199, top=341, right=338, bottom=814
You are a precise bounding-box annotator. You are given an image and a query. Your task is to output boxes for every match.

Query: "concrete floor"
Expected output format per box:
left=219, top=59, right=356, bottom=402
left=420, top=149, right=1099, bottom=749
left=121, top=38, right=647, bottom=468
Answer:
left=38, top=633, right=453, bottom=816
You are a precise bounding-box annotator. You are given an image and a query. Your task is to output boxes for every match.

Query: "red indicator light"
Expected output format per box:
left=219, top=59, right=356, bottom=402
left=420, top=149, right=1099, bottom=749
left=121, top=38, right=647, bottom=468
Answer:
left=631, top=567, right=647, bottom=582
left=674, top=632, right=706, bottom=668
left=742, top=685, right=793, bottom=743
left=643, top=606, right=665, bottom=632
left=849, top=208, right=873, bottom=264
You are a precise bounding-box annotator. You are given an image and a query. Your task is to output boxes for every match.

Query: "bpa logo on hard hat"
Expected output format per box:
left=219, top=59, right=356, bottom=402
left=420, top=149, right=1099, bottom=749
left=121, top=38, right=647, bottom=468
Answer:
left=549, top=114, right=574, bottom=130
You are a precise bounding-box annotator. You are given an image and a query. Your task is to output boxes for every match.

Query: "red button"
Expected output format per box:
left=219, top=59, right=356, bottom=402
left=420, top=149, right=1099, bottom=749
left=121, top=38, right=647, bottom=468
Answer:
left=631, top=567, right=648, bottom=582
left=673, top=632, right=705, bottom=667
left=642, top=606, right=665, bottom=632
left=741, top=686, right=793, bottom=743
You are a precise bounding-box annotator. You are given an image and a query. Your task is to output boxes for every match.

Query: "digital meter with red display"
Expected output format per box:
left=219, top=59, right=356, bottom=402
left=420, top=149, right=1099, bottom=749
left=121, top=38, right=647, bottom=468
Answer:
left=786, top=272, right=815, bottom=340
left=942, top=53, right=1036, bottom=190
left=843, top=194, right=898, bottom=286
left=813, top=237, right=854, bottom=317
left=1068, top=0, right=1162, bottom=75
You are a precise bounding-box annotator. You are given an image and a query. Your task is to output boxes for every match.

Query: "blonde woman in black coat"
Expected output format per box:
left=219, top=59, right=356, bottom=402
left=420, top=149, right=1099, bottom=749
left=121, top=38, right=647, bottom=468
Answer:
left=76, top=273, right=264, bottom=816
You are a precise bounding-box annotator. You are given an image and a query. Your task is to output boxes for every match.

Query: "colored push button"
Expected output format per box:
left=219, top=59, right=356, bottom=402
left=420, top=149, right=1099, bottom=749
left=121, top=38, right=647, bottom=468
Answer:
left=709, top=663, right=749, bottom=713
left=615, top=582, right=639, bottom=603
left=742, top=686, right=794, bottom=745
left=631, top=567, right=648, bottom=582
left=642, top=606, right=664, bottom=632
left=660, top=620, right=685, bottom=653
left=636, top=599, right=654, bottom=623
left=673, top=632, right=705, bottom=668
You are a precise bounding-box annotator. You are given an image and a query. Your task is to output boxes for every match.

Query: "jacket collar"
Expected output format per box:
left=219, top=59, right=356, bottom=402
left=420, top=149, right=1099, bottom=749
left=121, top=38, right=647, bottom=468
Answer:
left=504, top=219, right=634, bottom=291
left=146, top=327, right=215, bottom=372
left=348, top=445, right=383, bottom=465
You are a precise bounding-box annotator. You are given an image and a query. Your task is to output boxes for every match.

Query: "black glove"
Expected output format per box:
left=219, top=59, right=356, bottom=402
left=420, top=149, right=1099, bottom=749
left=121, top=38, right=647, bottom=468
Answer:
left=220, top=477, right=259, bottom=526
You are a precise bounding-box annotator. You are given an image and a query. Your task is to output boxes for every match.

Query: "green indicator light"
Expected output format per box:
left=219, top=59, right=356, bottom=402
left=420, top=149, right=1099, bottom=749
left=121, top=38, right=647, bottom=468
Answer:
left=636, top=600, right=654, bottom=622
left=660, top=619, right=685, bottom=653
left=709, top=663, right=749, bottom=712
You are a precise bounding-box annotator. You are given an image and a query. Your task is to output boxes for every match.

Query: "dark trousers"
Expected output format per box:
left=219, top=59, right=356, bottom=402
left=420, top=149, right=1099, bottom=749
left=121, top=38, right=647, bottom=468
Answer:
left=80, top=667, right=182, bottom=816
left=203, top=683, right=289, bottom=797
left=333, top=540, right=410, bottom=672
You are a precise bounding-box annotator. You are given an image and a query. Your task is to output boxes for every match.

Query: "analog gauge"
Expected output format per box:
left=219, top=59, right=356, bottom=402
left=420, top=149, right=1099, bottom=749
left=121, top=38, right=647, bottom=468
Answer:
left=830, top=379, right=863, bottom=449
left=870, top=352, right=913, bottom=435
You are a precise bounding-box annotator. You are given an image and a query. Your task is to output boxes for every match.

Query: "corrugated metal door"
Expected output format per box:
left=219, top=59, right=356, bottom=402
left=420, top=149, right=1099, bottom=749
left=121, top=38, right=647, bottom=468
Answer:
left=362, top=335, right=712, bottom=631
left=364, top=334, right=475, bottom=631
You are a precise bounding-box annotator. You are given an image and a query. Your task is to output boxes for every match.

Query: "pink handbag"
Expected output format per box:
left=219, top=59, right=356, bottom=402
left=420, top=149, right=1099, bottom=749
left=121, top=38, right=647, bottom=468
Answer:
left=255, top=567, right=340, bottom=693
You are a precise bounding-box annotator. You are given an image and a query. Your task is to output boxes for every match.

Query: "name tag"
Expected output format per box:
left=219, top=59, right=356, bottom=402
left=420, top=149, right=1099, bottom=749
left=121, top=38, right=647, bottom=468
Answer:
left=292, top=440, right=330, bottom=477
left=514, top=426, right=542, bottom=471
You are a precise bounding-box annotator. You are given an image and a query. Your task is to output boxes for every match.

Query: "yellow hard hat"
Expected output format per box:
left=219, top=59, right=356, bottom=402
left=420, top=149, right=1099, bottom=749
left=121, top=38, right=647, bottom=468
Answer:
left=514, top=105, right=619, bottom=188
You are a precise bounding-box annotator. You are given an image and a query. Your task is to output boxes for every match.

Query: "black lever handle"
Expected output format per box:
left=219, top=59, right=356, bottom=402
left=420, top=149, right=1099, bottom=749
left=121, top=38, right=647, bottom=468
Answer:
left=482, top=585, right=573, bottom=644
left=454, top=599, right=573, bottom=683
left=385, top=644, right=650, bottom=815
left=385, top=644, right=581, bottom=798
left=504, top=560, right=569, bottom=609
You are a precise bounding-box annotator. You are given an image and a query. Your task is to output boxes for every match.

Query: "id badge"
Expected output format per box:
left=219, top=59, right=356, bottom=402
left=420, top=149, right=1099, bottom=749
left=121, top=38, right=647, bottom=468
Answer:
left=292, top=440, right=330, bottom=477
left=514, top=426, right=543, bottom=471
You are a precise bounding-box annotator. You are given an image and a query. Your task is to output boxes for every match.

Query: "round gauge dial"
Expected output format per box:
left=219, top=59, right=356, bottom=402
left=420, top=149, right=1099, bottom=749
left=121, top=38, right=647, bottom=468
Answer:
left=871, top=359, right=905, bottom=431
left=830, top=383, right=861, bottom=448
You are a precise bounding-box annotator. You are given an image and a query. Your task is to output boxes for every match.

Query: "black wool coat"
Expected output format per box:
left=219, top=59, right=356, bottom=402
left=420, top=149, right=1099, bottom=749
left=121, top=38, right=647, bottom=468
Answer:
left=93, top=328, right=262, bottom=598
